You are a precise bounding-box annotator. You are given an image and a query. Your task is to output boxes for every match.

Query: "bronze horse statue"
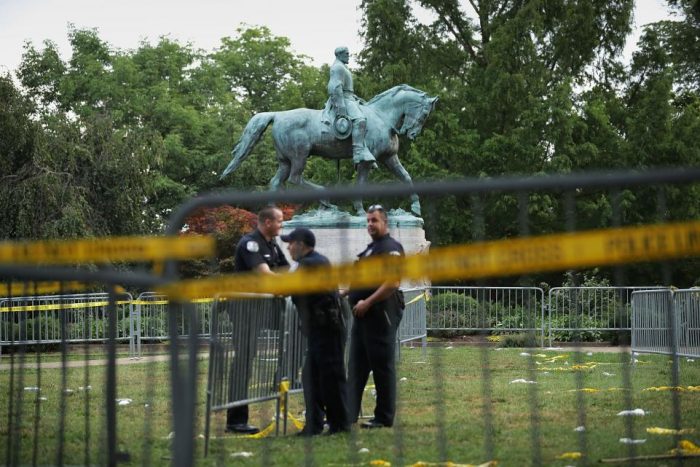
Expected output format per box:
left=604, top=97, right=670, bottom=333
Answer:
left=220, top=84, right=438, bottom=216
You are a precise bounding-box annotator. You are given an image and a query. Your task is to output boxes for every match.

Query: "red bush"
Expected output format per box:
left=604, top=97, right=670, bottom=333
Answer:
left=185, top=206, right=257, bottom=236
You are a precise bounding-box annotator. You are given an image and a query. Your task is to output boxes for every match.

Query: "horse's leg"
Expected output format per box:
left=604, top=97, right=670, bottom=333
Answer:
left=269, top=157, right=291, bottom=191
left=382, top=154, right=421, bottom=216
left=287, top=151, right=335, bottom=210
left=353, top=161, right=374, bottom=215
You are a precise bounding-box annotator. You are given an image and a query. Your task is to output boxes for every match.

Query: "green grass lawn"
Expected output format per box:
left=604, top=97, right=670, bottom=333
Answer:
left=1, top=347, right=699, bottom=466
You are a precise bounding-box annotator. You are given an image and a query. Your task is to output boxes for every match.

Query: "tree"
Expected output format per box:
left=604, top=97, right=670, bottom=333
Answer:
left=0, top=75, right=159, bottom=239
left=212, top=26, right=307, bottom=112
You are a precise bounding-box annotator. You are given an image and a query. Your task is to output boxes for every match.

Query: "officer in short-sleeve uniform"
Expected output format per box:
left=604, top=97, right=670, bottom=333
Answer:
left=226, top=209, right=289, bottom=434
left=282, top=228, right=349, bottom=436
left=347, top=205, right=404, bottom=429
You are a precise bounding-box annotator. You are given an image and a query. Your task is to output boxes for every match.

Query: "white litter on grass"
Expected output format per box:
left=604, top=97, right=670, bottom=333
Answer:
left=39, top=397, right=48, bottom=401
left=24, top=387, right=40, bottom=392
left=619, top=438, right=646, bottom=444
left=144, top=404, right=150, bottom=408
left=519, top=352, right=531, bottom=357
left=495, top=348, right=504, bottom=351
left=574, top=426, right=586, bottom=432
left=78, top=386, right=92, bottom=391
left=633, top=352, right=639, bottom=356
left=445, top=346, right=454, bottom=349
left=510, top=379, right=536, bottom=384
left=687, top=358, right=695, bottom=363
left=412, top=361, right=427, bottom=364
left=400, top=377, right=408, bottom=382
left=586, top=352, right=593, bottom=356
left=602, top=372, right=615, bottom=377
left=63, top=389, right=74, bottom=394
left=617, top=409, right=646, bottom=416
left=358, top=448, right=370, bottom=454
left=116, top=398, right=133, bottom=406
left=545, top=347, right=563, bottom=351
left=231, top=451, right=254, bottom=458
left=166, top=432, right=175, bottom=440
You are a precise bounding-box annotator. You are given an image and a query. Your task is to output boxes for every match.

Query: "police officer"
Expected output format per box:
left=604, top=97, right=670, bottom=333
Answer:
left=347, top=204, right=404, bottom=429
left=226, top=206, right=289, bottom=434
left=281, top=228, right=350, bottom=436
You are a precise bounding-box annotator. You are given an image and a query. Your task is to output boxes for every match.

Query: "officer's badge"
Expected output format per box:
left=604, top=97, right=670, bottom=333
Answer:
left=389, top=251, right=401, bottom=256
left=246, top=241, right=260, bottom=253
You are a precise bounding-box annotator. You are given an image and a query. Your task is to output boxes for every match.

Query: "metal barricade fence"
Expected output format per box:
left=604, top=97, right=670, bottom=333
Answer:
left=280, top=297, right=306, bottom=394
left=426, top=286, right=545, bottom=345
left=632, top=288, right=700, bottom=358
left=0, top=293, right=133, bottom=352
left=3, top=168, right=700, bottom=466
left=548, top=286, right=667, bottom=346
left=204, top=294, right=294, bottom=449
left=397, top=287, right=428, bottom=358
left=132, top=292, right=214, bottom=356
left=675, top=289, right=700, bottom=358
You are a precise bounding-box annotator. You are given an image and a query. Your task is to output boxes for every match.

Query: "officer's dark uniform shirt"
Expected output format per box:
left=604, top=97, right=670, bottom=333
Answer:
left=348, top=233, right=404, bottom=306
left=292, top=250, right=341, bottom=334
left=234, top=229, right=289, bottom=272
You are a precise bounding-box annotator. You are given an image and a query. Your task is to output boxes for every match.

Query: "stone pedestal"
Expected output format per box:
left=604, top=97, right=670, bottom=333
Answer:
left=280, top=208, right=430, bottom=289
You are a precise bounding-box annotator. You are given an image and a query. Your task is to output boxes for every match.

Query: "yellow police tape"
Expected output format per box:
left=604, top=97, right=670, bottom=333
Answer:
left=158, top=220, right=700, bottom=300
left=244, top=379, right=305, bottom=439
left=0, top=235, right=215, bottom=264
left=0, top=297, right=213, bottom=313
left=0, top=300, right=132, bottom=313
left=647, top=427, right=696, bottom=435
left=405, top=291, right=429, bottom=306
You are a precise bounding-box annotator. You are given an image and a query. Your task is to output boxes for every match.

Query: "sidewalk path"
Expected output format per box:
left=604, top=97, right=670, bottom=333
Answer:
left=0, top=353, right=209, bottom=371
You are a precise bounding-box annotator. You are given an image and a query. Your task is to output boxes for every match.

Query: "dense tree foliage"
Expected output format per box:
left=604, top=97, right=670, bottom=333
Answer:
left=1, top=2, right=699, bottom=285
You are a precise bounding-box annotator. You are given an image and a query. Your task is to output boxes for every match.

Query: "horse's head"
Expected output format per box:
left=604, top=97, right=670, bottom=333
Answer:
left=397, top=89, right=439, bottom=140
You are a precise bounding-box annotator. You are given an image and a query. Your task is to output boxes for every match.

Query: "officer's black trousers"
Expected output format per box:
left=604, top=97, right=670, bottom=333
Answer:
left=302, top=328, right=349, bottom=433
left=348, top=304, right=400, bottom=426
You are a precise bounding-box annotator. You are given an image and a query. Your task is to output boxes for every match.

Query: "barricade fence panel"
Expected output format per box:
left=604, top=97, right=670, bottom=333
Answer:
left=675, top=289, right=700, bottom=357
left=2, top=168, right=700, bottom=466
left=547, top=286, right=668, bottom=346
left=207, top=295, right=288, bottom=412
left=426, top=286, right=545, bottom=344
left=0, top=293, right=133, bottom=349
left=133, top=292, right=214, bottom=356
left=397, top=287, right=428, bottom=349
left=632, top=288, right=700, bottom=358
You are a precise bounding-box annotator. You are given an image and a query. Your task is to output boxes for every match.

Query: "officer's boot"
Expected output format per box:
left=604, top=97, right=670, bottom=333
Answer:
left=351, top=119, right=376, bottom=164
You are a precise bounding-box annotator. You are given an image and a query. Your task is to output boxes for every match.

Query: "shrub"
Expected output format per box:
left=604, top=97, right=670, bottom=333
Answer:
left=547, top=314, right=604, bottom=342
left=499, top=332, right=539, bottom=348
left=428, top=292, right=482, bottom=337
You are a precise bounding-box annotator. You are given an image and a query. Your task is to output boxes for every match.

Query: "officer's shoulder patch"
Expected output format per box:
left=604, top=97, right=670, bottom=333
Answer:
left=246, top=240, right=260, bottom=253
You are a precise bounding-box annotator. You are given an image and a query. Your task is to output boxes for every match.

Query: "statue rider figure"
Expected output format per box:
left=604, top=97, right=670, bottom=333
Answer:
left=328, top=46, right=376, bottom=165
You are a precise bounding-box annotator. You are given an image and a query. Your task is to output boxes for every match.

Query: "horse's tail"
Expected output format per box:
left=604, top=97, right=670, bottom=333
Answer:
left=220, top=112, right=275, bottom=179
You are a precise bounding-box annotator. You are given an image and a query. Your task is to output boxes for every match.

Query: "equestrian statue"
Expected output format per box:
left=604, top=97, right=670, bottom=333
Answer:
left=220, top=46, right=438, bottom=216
